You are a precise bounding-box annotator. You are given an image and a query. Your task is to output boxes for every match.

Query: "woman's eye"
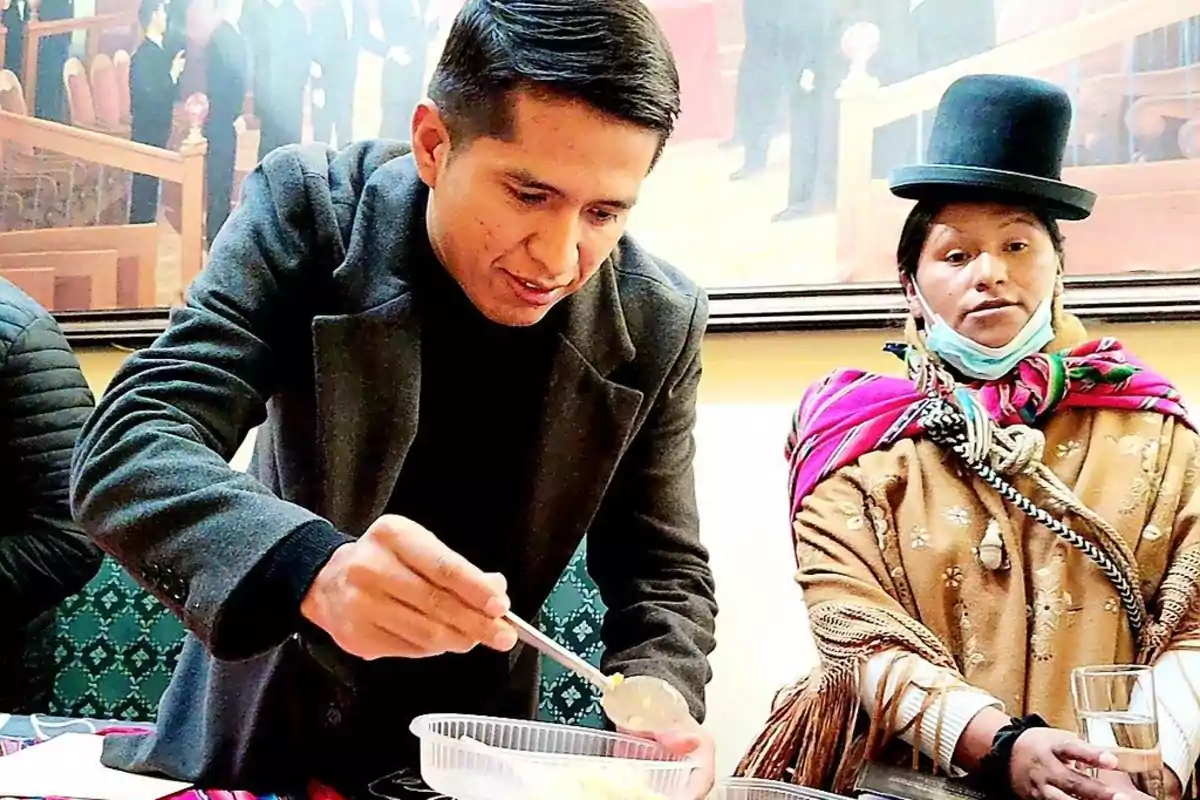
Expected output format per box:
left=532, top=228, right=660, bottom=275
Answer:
left=1007, top=241, right=1029, bottom=253
left=945, top=250, right=971, bottom=265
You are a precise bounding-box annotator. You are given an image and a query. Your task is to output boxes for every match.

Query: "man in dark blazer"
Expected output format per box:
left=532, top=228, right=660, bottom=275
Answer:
left=31, top=0, right=72, bottom=121
left=129, top=0, right=186, bottom=224
left=203, top=0, right=248, bottom=244
left=367, top=0, right=433, bottom=139
left=71, top=1, right=718, bottom=797
left=164, top=0, right=192, bottom=57
left=251, top=0, right=312, bottom=159
left=2, top=0, right=31, bottom=80
left=309, top=0, right=362, bottom=146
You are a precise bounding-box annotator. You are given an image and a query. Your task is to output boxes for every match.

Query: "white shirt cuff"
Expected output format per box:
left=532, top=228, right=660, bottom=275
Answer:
left=860, top=650, right=1003, bottom=774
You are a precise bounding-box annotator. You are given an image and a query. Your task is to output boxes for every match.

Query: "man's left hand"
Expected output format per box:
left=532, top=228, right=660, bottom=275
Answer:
left=620, top=719, right=715, bottom=800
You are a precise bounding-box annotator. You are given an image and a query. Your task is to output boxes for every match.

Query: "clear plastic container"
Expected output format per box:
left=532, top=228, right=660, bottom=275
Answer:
left=715, top=777, right=850, bottom=800
left=409, top=713, right=697, bottom=800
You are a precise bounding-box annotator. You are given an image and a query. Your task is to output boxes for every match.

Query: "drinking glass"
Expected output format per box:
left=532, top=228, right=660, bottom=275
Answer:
left=1071, top=664, right=1164, bottom=800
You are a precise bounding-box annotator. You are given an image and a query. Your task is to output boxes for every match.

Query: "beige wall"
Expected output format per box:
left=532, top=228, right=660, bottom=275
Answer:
left=72, top=319, right=1200, bottom=774
left=80, top=320, right=1200, bottom=400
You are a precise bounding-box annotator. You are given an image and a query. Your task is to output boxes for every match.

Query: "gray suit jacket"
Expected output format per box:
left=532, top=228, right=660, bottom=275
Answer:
left=70, top=140, right=717, bottom=793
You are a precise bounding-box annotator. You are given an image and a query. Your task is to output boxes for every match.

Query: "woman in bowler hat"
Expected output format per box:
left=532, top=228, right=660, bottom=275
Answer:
left=737, top=73, right=1198, bottom=800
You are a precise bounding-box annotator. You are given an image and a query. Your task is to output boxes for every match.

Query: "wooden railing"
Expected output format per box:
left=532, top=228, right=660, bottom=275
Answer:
left=0, top=225, right=159, bottom=309
left=21, top=11, right=139, bottom=111
left=0, top=106, right=207, bottom=289
left=832, top=0, right=1199, bottom=278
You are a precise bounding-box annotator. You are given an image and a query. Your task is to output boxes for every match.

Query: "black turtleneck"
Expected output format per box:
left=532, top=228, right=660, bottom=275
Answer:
left=222, top=226, right=563, bottom=664
left=387, top=233, right=563, bottom=578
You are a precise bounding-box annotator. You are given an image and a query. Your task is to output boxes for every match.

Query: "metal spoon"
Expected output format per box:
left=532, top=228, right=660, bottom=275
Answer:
left=502, top=611, right=693, bottom=734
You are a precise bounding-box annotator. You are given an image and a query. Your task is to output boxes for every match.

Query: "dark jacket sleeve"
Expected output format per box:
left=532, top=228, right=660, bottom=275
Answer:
left=0, top=314, right=102, bottom=625
left=587, top=293, right=717, bottom=723
left=70, top=144, right=353, bottom=662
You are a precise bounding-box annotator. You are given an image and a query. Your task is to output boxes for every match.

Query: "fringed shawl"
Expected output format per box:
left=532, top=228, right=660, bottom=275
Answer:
left=739, top=326, right=1200, bottom=791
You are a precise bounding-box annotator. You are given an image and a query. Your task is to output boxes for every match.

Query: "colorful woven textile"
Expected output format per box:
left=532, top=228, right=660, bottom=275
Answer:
left=787, top=337, right=1195, bottom=522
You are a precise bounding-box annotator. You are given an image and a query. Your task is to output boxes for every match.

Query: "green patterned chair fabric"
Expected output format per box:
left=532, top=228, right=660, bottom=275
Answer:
left=536, top=541, right=607, bottom=728
left=49, top=558, right=185, bottom=720
left=49, top=542, right=609, bottom=727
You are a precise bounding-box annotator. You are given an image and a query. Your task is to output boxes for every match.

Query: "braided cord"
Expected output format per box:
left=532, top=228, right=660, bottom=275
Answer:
left=919, top=397, right=1146, bottom=643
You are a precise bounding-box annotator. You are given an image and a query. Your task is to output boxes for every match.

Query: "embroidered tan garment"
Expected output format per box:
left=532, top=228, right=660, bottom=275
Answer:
left=739, top=322, right=1200, bottom=791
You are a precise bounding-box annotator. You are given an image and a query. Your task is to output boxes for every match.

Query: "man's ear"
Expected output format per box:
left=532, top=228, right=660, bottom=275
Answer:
left=411, top=100, right=451, bottom=189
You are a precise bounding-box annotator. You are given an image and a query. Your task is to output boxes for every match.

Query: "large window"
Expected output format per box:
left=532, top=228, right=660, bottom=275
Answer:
left=2, top=0, right=1197, bottom=340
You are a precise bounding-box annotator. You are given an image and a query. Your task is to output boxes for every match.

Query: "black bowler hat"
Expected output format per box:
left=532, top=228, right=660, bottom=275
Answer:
left=889, top=73, right=1096, bottom=220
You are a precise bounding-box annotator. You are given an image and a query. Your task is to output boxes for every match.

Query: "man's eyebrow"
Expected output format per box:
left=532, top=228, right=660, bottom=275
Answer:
left=505, top=169, right=565, bottom=197
left=504, top=169, right=636, bottom=210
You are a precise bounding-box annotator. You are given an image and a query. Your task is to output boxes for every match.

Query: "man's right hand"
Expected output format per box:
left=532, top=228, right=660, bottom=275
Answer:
left=299, top=514, right=518, bottom=660
left=1009, top=728, right=1124, bottom=800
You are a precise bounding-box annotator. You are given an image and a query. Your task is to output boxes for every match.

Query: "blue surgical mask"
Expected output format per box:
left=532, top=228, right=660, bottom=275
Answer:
left=915, top=286, right=1055, bottom=380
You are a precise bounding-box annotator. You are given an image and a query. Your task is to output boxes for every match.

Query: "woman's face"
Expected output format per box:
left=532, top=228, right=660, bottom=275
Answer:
left=906, top=202, right=1061, bottom=349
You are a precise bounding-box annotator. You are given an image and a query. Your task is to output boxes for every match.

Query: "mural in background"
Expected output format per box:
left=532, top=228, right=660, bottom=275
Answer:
left=1, top=0, right=1198, bottom=315
left=631, top=0, right=1200, bottom=291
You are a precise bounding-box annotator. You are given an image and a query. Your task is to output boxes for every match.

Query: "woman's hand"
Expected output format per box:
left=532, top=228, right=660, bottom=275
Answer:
left=1009, top=728, right=1122, bottom=800
left=1095, top=766, right=1183, bottom=800
left=1165, top=766, right=1184, bottom=800
left=1093, top=770, right=1158, bottom=800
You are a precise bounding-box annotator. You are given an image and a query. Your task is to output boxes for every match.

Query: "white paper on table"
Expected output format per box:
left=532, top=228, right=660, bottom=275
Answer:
left=0, top=733, right=193, bottom=800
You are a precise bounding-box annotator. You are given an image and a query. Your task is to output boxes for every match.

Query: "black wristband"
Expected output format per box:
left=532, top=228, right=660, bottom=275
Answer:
left=975, top=714, right=1050, bottom=791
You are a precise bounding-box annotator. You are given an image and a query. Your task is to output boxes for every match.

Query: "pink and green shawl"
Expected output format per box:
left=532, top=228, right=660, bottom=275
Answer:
left=786, top=337, right=1196, bottom=530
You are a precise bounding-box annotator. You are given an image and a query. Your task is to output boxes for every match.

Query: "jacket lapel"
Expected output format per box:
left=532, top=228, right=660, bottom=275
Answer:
left=519, top=264, right=644, bottom=610
left=309, top=154, right=428, bottom=537
left=312, top=295, right=421, bottom=537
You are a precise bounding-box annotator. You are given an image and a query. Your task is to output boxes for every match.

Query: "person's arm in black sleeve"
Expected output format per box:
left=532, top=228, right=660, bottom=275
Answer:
left=70, top=144, right=354, bottom=662
left=0, top=314, right=102, bottom=625
left=587, top=292, right=718, bottom=722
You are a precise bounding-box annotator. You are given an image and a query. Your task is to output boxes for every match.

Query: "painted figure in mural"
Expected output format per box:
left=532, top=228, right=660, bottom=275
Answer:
left=250, top=0, right=311, bottom=159
left=739, top=74, right=1200, bottom=800
left=369, top=0, right=435, bottom=140
left=71, top=1, right=718, bottom=798
left=309, top=0, right=365, bottom=147
left=1, top=0, right=31, bottom=79
left=203, top=0, right=248, bottom=244
left=0, top=278, right=102, bottom=715
left=31, top=0, right=72, bottom=121
left=129, top=0, right=186, bottom=223
left=164, top=0, right=191, bottom=63
left=728, top=1, right=823, bottom=181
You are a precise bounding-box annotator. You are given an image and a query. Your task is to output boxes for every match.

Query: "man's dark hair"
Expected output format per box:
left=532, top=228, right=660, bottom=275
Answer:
left=138, top=0, right=164, bottom=28
left=428, top=0, right=680, bottom=152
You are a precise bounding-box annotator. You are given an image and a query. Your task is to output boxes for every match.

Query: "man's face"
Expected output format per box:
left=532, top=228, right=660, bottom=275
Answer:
left=412, top=89, right=662, bottom=327
left=152, top=3, right=167, bottom=32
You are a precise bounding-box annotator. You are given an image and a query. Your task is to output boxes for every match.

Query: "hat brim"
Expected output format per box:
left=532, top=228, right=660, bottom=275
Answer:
left=888, top=164, right=1096, bottom=221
